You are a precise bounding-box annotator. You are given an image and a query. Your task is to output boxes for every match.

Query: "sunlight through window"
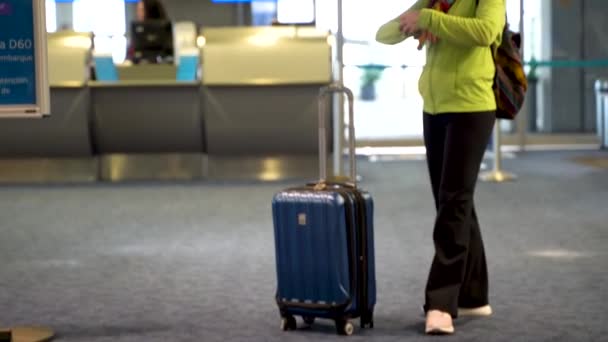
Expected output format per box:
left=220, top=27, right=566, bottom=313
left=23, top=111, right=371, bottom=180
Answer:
left=73, top=0, right=127, bottom=63
left=46, top=0, right=57, bottom=32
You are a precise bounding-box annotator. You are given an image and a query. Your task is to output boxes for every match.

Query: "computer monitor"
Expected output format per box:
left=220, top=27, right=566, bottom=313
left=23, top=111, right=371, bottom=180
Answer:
left=130, top=20, right=174, bottom=64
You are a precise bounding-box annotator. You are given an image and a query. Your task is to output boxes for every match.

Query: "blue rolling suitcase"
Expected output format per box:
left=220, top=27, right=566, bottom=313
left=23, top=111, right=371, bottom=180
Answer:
left=272, top=84, right=376, bottom=336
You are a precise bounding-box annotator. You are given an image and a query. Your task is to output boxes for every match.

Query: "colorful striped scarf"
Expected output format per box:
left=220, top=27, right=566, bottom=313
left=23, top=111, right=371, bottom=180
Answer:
left=429, top=0, right=457, bottom=12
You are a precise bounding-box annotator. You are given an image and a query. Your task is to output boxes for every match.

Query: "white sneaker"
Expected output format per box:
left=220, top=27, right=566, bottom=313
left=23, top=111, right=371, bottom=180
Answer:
left=458, top=305, right=493, bottom=317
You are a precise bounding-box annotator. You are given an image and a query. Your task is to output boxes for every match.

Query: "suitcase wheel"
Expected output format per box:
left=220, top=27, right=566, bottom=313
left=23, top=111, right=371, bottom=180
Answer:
left=302, top=316, right=315, bottom=326
left=280, top=316, right=297, bottom=331
left=335, top=319, right=354, bottom=336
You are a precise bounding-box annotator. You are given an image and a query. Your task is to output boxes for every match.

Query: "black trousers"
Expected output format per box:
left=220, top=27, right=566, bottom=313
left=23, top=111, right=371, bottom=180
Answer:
left=422, top=112, right=495, bottom=318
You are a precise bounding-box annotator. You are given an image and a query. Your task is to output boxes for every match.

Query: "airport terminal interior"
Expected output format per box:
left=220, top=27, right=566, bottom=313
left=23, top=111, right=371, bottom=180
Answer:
left=1, top=0, right=608, bottom=341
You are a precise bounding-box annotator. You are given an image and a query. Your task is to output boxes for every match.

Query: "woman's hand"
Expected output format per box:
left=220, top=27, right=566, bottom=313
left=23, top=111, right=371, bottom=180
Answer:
left=426, top=32, right=439, bottom=44
left=399, top=11, right=421, bottom=35
left=416, top=31, right=439, bottom=50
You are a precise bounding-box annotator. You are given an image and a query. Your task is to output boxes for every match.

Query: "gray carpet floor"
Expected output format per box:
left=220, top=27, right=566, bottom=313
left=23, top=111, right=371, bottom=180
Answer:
left=1, top=150, right=607, bottom=342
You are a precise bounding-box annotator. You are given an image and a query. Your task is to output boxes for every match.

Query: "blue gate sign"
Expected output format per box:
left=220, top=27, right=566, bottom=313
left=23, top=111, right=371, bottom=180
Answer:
left=0, top=0, right=49, bottom=117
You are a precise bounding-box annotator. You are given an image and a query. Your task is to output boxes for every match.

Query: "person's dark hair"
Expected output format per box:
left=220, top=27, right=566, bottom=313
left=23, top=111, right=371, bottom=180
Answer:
left=143, top=0, right=168, bottom=20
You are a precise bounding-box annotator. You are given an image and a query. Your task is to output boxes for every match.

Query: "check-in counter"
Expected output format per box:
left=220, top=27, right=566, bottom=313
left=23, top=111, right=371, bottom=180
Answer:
left=0, top=26, right=333, bottom=183
left=0, top=31, right=96, bottom=183
left=200, top=26, right=332, bottom=180
left=90, top=64, right=204, bottom=181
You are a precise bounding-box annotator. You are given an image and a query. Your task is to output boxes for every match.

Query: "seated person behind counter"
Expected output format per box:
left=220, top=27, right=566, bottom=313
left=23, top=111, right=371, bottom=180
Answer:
left=127, top=0, right=173, bottom=64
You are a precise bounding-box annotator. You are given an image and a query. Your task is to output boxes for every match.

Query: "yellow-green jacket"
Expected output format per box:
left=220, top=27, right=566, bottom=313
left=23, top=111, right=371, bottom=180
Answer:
left=376, top=0, right=505, bottom=114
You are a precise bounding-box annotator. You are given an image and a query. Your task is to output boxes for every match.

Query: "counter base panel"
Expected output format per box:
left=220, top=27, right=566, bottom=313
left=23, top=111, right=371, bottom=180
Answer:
left=203, top=85, right=329, bottom=155
left=100, top=153, right=205, bottom=182
left=206, top=154, right=333, bottom=182
left=0, top=88, right=93, bottom=157
left=92, top=86, right=204, bottom=153
left=0, top=158, right=98, bottom=184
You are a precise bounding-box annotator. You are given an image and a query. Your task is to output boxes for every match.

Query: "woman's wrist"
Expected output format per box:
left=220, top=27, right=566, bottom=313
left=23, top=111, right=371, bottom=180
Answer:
left=418, top=9, right=434, bottom=30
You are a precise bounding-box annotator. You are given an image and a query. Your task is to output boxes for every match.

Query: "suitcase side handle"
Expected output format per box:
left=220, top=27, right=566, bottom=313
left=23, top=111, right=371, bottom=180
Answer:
left=318, top=83, right=356, bottom=189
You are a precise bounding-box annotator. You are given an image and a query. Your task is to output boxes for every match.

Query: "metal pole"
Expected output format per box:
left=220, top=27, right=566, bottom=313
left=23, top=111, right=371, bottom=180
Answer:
left=480, top=122, right=517, bottom=182
left=235, top=3, right=245, bottom=26
left=480, top=1, right=519, bottom=183
left=333, top=0, right=345, bottom=177
left=517, top=0, right=527, bottom=151
left=604, top=93, right=608, bottom=149
left=596, top=80, right=608, bottom=149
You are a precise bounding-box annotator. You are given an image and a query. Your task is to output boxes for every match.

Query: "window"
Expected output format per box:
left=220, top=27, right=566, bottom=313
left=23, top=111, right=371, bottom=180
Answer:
left=46, top=0, right=57, bottom=32
left=506, top=0, right=521, bottom=32
left=276, top=0, right=315, bottom=24
left=251, top=0, right=276, bottom=26
left=73, top=0, right=127, bottom=63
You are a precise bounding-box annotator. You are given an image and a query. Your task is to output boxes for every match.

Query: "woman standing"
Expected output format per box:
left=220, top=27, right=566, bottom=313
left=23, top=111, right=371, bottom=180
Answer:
left=376, top=0, right=505, bottom=335
left=136, top=0, right=169, bottom=21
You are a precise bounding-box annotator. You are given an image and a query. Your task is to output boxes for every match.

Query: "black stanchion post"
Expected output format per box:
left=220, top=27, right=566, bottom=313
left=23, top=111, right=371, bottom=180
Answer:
left=527, top=76, right=538, bottom=132
left=0, top=329, right=12, bottom=342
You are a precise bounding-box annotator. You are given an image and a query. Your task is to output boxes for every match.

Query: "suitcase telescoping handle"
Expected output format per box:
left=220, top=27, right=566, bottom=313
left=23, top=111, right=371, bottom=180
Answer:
left=317, top=83, right=357, bottom=189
